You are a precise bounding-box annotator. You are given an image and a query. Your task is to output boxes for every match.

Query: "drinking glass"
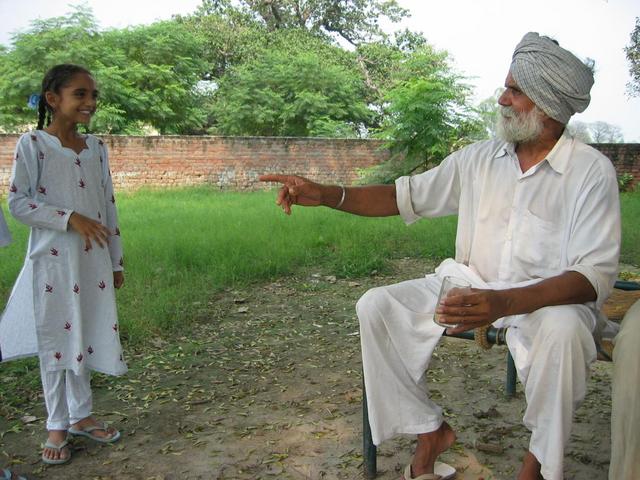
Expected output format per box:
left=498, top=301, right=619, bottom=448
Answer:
left=433, top=276, right=472, bottom=328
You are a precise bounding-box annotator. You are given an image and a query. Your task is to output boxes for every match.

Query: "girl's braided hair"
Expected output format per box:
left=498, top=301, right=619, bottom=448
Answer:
left=37, top=64, right=92, bottom=130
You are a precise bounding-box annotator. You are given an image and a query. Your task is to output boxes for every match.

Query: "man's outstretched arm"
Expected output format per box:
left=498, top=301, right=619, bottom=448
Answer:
left=259, top=174, right=399, bottom=217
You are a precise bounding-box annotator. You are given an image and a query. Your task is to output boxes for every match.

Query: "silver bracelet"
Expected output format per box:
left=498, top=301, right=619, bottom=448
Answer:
left=335, top=185, right=346, bottom=209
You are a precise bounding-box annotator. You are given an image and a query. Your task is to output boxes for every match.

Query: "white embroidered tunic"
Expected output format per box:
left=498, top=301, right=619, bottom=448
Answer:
left=0, top=130, right=127, bottom=376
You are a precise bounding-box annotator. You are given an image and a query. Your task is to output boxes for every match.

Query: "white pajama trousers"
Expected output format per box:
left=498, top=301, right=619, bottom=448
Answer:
left=610, top=300, right=640, bottom=480
left=40, top=363, right=92, bottom=431
left=357, top=276, right=597, bottom=480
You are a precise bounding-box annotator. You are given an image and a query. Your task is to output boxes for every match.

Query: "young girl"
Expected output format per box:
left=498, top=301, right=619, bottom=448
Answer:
left=0, top=64, right=126, bottom=465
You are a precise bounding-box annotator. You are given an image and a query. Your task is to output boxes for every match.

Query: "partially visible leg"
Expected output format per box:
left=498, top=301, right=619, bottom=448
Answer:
left=357, top=279, right=454, bottom=477
left=509, top=305, right=596, bottom=480
left=39, top=367, right=71, bottom=463
left=610, top=300, right=640, bottom=480
left=67, top=369, right=119, bottom=441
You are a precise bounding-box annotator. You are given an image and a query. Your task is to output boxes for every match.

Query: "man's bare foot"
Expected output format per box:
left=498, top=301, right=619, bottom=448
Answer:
left=42, top=429, right=70, bottom=463
left=409, top=421, right=456, bottom=477
left=517, top=451, right=544, bottom=480
left=70, top=416, right=118, bottom=441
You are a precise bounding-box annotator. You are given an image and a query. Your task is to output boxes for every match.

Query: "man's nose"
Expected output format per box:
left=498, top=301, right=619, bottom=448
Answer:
left=498, top=91, right=510, bottom=107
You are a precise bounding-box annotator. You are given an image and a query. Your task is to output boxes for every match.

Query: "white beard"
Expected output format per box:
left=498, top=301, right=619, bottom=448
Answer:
left=496, top=105, right=545, bottom=143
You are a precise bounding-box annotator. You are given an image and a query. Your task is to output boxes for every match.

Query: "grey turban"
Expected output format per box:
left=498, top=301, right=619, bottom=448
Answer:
left=510, top=32, right=594, bottom=124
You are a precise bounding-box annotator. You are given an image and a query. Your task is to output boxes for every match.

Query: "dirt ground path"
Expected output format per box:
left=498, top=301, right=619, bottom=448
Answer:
left=1, top=258, right=614, bottom=479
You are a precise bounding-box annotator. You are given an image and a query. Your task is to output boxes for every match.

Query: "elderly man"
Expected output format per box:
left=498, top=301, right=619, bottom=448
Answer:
left=261, top=32, right=620, bottom=480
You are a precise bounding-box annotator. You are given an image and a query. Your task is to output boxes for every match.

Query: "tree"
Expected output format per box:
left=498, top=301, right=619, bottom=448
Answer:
left=589, top=121, right=624, bottom=143
left=567, top=120, right=593, bottom=143
left=196, top=0, right=408, bottom=45
left=626, top=17, right=640, bottom=97
left=475, top=89, right=503, bottom=139
left=363, top=46, right=482, bottom=183
left=0, top=5, right=210, bottom=134
left=209, top=48, right=373, bottom=136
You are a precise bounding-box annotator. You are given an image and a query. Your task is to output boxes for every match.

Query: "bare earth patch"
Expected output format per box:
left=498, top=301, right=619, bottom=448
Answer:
left=1, top=258, right=612, bottom=479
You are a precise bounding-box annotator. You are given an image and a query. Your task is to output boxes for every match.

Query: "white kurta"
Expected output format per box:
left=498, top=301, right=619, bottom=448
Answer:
left=359, top=131, right=621, bottom=480
left=0, top=130, right=127, bottom=376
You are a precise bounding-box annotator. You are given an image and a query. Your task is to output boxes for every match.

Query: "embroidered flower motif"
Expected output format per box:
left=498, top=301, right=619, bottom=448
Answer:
left=87, top=346, right=94, bottom=354
left=38, top=186, right=46, bottom=195
left=64, top=322, right=71, bottom=330
left=73, top=283, right=80, bottom=294
left=76, top=353, right=83, bottom=362
left=75, top=158, right=81, bottom=166
left=98, top=280, right=106, bottom=290
left=9, top=183, right=17, bottom=193
left=56, top=210, right=66, bottom=216
left=38, top=151, right=44, bottom=160
left=45, top=284, right=53, bottom=293
left=50, top=248, right=59, bottom=256
left=54, top=352, right=62, bottom=360
left=28, top=203, right=37, bottom=210
left=78, top=179, right=86, bottom=188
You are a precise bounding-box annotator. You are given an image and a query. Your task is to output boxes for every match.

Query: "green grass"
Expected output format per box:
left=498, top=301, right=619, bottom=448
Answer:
left=0, top=188, right=456, bottom=343
left=1, top=187, right=638, bottom=344
left=620, top=190, right=640, bottom=266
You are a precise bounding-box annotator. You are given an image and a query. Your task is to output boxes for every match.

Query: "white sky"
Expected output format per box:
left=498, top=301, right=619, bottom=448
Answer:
left=1, top=0, right=639, bottom=141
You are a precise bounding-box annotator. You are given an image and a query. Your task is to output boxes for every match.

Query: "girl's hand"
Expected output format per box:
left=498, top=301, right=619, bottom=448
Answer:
left=113, top=271, right=124, bottom=289
left=68, top=212, right=110, bottom=250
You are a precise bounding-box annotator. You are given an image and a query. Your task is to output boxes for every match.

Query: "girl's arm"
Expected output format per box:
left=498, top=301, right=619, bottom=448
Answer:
left=99, top=140, right=124, bottom=273
left=8, top=134, right=73, bottom=231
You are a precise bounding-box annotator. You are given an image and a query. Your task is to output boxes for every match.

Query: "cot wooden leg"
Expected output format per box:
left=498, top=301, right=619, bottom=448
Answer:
left=506, top=351, right=517, bottom=397
left=363, top=378, right=377, bottom=479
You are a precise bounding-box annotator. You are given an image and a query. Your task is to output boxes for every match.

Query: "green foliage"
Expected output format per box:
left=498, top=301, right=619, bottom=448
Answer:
left=0, top=6, right=209, bottom=134
left=210, top=49, right=373, bottom=136
left=364, top=46, right=483, bottom=183
left=626, top=17, right=640, bottom=97
left=618, top=173, right=635, bottom=193
left=197, top=0, right=408, bottom=45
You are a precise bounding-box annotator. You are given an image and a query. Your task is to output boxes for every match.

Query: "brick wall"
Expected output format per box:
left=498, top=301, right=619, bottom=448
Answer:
left=1, top=134, right=639, bottom=191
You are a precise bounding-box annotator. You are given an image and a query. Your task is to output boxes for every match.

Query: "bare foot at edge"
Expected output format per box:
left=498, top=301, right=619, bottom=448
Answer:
left=517, top=451, right=544, bottom=480
left=410, top=421, right=457, bottom=477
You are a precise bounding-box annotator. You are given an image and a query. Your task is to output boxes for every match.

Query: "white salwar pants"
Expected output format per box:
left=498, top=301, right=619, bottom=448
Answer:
left=357, top=262, right=597, bottom=480
left=610, top=300, right=640, bottom=480
left=40, top=363, right=92, bottom=431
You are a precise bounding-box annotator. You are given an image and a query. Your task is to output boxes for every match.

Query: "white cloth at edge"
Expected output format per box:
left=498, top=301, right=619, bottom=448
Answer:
left=359, top=260, right=597, bottom=480
left=610, top=299, right=640, bottom=480
left=40, top=366, right=92, bottom=431
left=0, top=206, right=11, bottom=246
left=360, top=131, right=620, bottom=480
left=0, top=130, right=126, bottom=376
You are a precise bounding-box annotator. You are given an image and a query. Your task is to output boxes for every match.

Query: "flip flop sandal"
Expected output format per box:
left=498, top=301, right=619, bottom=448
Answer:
left=41, top=438, right=71, bottom=465
left=2, top=468, right=27, bottom=480
left=68, top=422, right=121, bottom=444
left=403, top=462, right=457, bottom=480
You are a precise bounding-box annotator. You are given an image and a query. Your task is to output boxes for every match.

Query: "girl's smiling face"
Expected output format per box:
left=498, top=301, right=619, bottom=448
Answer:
left=45, top=72, right=98, bottom=126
